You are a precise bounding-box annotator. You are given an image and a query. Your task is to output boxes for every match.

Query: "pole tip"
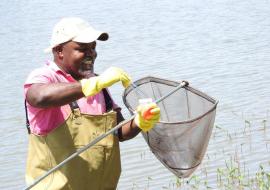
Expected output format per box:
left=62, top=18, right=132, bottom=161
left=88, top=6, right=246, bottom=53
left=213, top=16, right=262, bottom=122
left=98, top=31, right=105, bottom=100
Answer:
left=181, top=80, right=189, bottom=86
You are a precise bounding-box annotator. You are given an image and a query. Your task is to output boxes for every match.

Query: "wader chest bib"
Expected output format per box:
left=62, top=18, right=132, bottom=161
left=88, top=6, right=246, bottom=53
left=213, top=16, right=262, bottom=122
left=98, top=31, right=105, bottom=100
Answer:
left=25, top=99, right=121, bottom=190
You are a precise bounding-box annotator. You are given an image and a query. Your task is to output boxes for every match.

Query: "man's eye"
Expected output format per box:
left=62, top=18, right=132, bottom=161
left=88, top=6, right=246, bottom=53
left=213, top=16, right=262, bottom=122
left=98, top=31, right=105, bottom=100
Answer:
left=77, top=48, right=86, bottom=52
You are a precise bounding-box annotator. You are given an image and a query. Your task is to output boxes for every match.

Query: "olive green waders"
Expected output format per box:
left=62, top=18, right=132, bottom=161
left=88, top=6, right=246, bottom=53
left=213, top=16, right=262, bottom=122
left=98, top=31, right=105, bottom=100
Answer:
left=25, top=99, right=121, bottom=190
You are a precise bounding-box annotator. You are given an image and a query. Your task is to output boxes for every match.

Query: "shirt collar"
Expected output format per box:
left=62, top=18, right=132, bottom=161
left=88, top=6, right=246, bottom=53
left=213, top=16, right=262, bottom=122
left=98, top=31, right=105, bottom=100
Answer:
left=46, top=60, right=76, bottom=81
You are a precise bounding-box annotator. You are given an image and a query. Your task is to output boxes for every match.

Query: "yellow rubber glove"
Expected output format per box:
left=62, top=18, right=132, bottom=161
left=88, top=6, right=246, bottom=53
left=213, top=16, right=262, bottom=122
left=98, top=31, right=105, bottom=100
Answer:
left=134, top=102, right=161, bottom=132
left=80, top=67, right=131, bottom=97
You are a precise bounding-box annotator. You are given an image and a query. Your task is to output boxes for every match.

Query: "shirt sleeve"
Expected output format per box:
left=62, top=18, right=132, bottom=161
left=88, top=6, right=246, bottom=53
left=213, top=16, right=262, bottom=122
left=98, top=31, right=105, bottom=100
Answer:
left=25, top=67, right=53, bottom=85
left=24, top=67, right=53, bottom=97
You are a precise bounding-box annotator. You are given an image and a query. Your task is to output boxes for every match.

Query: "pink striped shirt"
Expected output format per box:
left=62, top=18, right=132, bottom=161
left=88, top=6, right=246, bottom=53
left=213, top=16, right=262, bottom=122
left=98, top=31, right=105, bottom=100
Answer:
left=24, top=61, right=118, bottom=135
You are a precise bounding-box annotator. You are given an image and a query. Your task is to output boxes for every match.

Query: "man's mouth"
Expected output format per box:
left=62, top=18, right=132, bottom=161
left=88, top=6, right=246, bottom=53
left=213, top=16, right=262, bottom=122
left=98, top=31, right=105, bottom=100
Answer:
left=82, top=58, right=93, bottom=65
left=79, top=58, right=95, bottom=78
left=82, top=58, right=94, bottom=69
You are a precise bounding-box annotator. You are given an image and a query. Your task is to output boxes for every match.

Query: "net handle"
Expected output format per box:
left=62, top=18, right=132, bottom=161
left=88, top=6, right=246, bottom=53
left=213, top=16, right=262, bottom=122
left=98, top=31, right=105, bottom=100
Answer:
left=23, top=81, right=189, bottom=190
left=154, top=81, right=189, bottom=104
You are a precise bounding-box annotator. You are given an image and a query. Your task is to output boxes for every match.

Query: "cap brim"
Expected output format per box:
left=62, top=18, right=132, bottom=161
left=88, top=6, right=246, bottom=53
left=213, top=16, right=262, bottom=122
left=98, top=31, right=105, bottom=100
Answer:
left=73, top=28, right=109, bottom=43
left=97, top=32, right=109, bottom=41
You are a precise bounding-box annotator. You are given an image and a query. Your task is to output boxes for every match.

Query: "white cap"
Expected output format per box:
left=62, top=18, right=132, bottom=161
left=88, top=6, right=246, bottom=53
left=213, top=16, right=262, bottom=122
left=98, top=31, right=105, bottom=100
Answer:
left=44, top=17, right=109, bottom=53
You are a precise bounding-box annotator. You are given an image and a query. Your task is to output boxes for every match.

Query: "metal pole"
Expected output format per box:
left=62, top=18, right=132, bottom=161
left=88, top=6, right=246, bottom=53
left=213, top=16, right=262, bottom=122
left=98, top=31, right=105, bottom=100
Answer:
left=23, top=81, right=188, bottom=190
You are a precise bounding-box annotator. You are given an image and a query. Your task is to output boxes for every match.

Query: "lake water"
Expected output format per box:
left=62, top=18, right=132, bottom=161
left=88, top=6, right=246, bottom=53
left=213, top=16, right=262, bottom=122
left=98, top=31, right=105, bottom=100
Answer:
left=0, top=0, right=270, bottom=189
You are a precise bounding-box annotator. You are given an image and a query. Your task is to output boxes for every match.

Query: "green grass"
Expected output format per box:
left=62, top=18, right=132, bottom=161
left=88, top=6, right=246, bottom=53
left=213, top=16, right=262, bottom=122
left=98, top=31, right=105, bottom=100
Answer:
left=166, top=161, right=270, bottom=190
left=126, top=116, right=270, bottom=190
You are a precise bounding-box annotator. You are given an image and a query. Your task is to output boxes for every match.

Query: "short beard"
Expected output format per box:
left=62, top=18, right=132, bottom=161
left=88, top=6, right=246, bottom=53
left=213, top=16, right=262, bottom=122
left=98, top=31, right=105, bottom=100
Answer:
left=78, top=66, right=95, bottom=79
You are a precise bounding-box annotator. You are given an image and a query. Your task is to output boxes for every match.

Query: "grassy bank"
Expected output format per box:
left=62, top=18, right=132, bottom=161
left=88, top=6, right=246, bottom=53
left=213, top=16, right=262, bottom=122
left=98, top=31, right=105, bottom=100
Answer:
left=130, top=116, right=270, bottom=190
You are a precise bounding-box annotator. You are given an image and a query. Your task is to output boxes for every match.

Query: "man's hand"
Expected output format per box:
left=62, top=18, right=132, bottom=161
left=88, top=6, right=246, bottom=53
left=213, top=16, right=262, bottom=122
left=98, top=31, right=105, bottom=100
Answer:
left=134, top=102, right=160, bottom=132
left=80, top=67, right=131, bottom=97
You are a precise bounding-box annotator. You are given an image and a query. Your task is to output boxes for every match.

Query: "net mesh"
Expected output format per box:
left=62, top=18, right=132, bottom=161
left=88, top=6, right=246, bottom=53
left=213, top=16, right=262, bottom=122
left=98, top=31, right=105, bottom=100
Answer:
left=123, top=76, right=218, bottom=178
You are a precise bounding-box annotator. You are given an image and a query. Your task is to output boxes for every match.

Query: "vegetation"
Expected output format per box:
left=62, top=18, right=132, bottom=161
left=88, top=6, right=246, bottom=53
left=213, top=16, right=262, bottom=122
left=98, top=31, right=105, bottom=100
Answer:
left=128, top=116, right=270, bottom=190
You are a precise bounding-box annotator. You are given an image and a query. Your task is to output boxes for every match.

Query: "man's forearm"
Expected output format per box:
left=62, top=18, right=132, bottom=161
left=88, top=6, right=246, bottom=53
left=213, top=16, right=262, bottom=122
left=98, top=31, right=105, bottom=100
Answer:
left=26, top=82, right=84, bottom=108
left=118, top=119, right=141, bottom=142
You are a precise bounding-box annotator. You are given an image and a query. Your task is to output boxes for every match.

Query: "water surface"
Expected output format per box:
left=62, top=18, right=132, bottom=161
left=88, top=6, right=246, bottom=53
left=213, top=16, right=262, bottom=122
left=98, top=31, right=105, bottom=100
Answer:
left=0, top=0, right=270, bottom=189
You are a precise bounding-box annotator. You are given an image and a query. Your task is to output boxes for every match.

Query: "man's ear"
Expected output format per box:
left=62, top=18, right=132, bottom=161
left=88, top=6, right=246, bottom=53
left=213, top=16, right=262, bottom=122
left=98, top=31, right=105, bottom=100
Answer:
left=53, top=45, right=64, bottom=59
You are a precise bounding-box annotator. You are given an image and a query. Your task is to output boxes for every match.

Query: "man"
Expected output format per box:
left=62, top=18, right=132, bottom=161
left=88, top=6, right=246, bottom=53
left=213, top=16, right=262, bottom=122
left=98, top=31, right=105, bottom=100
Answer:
left=24, top=17, right=160, bottom=190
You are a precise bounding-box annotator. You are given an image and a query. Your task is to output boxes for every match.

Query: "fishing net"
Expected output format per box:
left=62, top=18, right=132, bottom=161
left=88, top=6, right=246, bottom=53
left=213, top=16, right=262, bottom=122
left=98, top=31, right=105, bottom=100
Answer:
left=122, top=76, right=218, bottom=178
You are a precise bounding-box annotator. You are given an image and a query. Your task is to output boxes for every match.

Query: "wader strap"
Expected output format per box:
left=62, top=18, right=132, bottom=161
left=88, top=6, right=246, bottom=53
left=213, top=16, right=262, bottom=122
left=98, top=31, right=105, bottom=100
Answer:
left=69, top=101, right=81, bottom=122
left=102, top=89, right=113, bottom=112
left=24, top=100, right=31, bottom=134
left=68, top=89, right=113, bottom=112
left=102, top=89, right=124, bottom=139
left=102, top=88, right=123, bottom=139
left=69, top=101, right=80, bottom=110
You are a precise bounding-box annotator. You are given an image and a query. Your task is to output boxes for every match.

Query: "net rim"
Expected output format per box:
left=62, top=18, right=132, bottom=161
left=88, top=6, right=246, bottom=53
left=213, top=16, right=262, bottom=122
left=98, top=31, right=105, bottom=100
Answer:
left=122, top=76, right=218, bottom=124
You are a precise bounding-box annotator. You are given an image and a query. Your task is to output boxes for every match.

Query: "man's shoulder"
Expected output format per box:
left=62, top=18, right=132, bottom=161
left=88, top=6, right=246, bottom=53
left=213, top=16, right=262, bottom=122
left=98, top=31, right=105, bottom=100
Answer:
left=25, top=64, right=56, bottom=85
left=31, top=65, right=51, bottom=74
left=27, top=61, right=60, bottom=76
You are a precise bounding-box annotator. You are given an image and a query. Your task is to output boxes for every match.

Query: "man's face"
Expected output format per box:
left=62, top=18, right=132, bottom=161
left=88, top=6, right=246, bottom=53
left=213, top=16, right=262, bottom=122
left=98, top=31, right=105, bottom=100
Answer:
left=60, top=41, right=97, bottom=80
